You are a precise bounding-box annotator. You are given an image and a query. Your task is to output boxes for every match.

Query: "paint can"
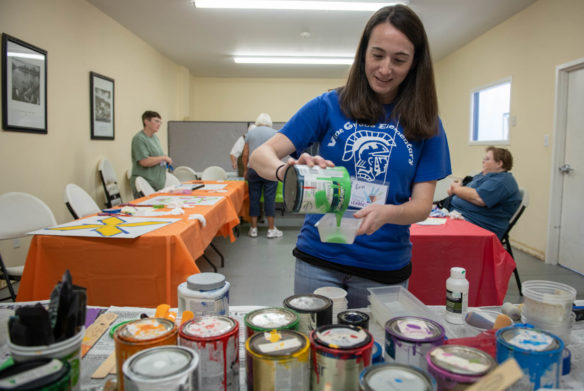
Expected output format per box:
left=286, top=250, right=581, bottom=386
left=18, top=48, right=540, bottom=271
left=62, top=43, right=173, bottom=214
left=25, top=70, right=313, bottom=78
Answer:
left=114, top=318, right=178, bottom=391
left=359, top=363, right=437, bottom=391
left=243, top=307, right=299, bottom=338
left=283, top=294, right=333, bottom=336
left=245, top=329, right=310, bottom=391
left=310, top=324, right=374, bottom=391
left=283, top=165, right=351, bottom=214
left=495, top=325, right=564, bottom=390
left=426, top=345, right=495, bottom=390
left=337, top=310, right=370, bottom=329
left=384, top=316, right=445, bottom=371
left=0, top=358, right=71, bottom=391
left=178, top=315, right=239, bottom=391
left=177, top=272, right=230, bottom=316
left=122, top=346, right=200, bottom=390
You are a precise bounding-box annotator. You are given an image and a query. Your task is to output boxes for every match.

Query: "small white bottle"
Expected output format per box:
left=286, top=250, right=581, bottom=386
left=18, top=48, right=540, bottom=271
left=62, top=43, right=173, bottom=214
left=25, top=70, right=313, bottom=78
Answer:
left=445, top=267, right=469, bottom=324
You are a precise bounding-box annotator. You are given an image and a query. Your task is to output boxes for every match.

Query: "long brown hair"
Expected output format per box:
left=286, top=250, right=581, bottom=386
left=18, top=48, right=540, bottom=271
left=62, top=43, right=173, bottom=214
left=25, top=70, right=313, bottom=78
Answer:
left=338, top=5, right=438, bottom=141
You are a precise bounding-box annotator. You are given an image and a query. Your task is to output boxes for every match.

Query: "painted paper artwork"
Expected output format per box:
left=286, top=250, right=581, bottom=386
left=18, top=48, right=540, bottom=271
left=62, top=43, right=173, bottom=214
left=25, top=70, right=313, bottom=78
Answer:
left=29, top=215, right=180, bottom=239
left=136, top=195, right=223, bottom=207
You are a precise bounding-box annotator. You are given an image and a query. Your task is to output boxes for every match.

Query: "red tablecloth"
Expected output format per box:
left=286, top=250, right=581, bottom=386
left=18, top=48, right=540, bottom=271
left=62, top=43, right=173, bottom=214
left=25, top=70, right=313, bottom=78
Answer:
left=409, top=218, right=516, bottom=306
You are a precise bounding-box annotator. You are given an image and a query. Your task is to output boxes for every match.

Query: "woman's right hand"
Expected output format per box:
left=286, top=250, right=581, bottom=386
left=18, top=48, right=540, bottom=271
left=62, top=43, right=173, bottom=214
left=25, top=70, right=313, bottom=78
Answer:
left=289, top=152, right=334, bottom=169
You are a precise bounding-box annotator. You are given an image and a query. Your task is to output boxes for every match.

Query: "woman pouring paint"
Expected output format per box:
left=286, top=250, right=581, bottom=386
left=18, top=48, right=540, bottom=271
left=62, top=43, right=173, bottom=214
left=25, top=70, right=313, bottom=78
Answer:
left=250, top=4, right=451, bottom=308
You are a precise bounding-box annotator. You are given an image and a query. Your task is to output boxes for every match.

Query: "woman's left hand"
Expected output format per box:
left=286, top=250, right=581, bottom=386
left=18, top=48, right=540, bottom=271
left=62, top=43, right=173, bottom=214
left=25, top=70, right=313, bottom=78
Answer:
left=353, top=204, right=392, bottom=236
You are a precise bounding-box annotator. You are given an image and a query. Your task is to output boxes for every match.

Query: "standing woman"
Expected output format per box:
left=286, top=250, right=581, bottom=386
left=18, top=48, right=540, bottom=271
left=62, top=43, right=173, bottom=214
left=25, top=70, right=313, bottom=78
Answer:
left=250, top=5, right=451, bottom=308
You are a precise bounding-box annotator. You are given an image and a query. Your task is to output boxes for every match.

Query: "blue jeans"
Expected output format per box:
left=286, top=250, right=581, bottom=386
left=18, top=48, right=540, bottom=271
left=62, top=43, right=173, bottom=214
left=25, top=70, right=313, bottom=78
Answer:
left=247, top=168, right=277, bottom=217
left=294, top=259, right=409, bottom=309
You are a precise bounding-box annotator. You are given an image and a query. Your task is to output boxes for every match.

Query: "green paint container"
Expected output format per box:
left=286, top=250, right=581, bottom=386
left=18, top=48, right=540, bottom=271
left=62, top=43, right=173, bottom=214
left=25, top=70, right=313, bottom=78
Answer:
left=283, top=165, right=351, bottom=214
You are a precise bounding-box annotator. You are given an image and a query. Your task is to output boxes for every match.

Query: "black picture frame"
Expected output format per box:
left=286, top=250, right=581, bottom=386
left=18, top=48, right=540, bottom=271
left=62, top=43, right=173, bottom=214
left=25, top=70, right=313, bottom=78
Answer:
left=2, top=33, right=47, bottom=134
left=90, top=71, right=115, bottom=140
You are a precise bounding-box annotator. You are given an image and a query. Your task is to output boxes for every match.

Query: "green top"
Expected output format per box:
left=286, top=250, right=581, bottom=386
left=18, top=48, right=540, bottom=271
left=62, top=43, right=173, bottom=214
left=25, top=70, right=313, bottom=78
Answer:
left=131, top=130, right=166, bottom=193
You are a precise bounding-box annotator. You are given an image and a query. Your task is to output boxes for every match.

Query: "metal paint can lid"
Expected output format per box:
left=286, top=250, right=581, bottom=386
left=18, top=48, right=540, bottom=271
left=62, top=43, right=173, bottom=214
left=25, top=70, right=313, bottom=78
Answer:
left=180, top=315, right=237, bottom=339
left=283, top=165, right=300, bottom=212
left=497, top=325, right=562, bottom=353
left=428, top=345, right=495, bottom=376
left=0, top=358, right=71, bottom=391
left=385, top=316, right=445, bottom=343
left=359, top=363, right=436, bottom=391
left=284, top=294, right=332, bottom=313
left=118, top=318, right=176, bottom=342
left=338, top=310, right=370, bottom=329
left=313, top=324, right=372, bottom=350
left=247, top=329, right=309, bottom=358
left=244, top=307, right=299, bottom=332
left=123, top=346, right=198, bottom=380
left=186, top=272, right=226, bottom=291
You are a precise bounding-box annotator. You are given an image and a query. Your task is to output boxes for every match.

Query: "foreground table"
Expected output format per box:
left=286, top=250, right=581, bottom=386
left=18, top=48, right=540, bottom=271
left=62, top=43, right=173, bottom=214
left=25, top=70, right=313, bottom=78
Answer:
left=16, top=181, right=245, bottom=307
left=409, top=218, right=516, bottom=307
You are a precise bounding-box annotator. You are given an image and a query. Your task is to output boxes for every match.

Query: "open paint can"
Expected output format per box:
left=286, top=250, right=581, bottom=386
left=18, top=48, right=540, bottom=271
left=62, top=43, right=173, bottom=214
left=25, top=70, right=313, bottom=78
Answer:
left=359, top=363, right=437, bottom=391
left=283, top=294, right=333, bottom=336
left=178, top=315, right=239, bottom=391
left=310, top=324, right=373, bottom=391
left=114, top=318, right=177, bottom=391
left=244, top=307, right=299, bottom=338
left=122, top=346, right=200, bottom=390
left=496, top=325, right=564, bottom=390
left=426, top=345, right=495, bottom=390
left=283, top=165, right=351, bottom=214
left=385, top=316, right=445, bottom=371
left=245, top=329, right=310, bottom=391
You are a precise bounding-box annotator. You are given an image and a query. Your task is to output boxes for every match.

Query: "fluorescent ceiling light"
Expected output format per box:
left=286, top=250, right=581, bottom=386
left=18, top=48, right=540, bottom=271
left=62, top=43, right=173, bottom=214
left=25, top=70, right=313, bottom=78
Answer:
left=234, top=56, right=354, bottom=65
left=194, top=1, right=408, bottom=12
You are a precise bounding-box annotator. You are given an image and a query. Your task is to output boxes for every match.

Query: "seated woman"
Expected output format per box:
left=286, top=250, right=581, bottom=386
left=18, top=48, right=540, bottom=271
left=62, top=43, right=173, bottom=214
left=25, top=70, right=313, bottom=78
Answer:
left=446, top=146, right=521, bottom=239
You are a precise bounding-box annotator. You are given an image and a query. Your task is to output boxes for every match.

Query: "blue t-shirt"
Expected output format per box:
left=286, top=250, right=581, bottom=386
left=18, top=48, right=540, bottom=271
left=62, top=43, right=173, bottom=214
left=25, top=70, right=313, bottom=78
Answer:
left=449, top=171, right=521, bottom=239
left=280, top=90, right=451, bottom=271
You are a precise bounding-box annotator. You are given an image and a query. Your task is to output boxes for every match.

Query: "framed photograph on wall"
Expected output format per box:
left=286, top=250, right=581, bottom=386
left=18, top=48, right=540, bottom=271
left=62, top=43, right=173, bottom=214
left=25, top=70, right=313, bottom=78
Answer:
left=1, top=33, right=47, bottom=134
left=90, top=71, right=114, bottom=140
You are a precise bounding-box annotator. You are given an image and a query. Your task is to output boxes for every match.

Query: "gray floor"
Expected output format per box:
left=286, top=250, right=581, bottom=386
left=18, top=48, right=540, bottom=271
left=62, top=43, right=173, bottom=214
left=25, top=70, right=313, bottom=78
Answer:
left=3, top=214, right=584, bottom=305
left=197, top=214, right=584, bottom=307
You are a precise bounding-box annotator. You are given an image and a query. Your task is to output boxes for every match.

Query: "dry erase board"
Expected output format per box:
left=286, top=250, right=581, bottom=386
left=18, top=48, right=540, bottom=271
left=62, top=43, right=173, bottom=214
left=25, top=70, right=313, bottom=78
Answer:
left=168, top=121, right=285, bottom=173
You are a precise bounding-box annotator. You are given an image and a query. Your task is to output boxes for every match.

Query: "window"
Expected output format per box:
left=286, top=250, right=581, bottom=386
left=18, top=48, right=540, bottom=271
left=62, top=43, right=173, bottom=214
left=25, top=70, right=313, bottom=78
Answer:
left=470, top=79, right=511, bottom=143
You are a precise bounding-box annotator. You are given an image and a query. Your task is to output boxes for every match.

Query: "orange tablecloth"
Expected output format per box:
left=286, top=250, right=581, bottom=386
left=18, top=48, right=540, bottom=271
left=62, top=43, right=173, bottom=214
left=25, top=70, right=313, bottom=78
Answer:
left=409, top=218, right=516, bottom=306
left=16, top=181, right=245, bottom=307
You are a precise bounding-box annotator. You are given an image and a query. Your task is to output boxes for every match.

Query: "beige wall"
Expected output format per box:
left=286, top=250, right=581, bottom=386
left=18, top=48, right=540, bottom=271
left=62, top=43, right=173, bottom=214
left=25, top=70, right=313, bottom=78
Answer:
left=0, top=0, right=187, bottom=265
left=434, top=0, right=584, bottom=259
left=3, top=0, right=581, bottom=267
left=190, top=77, right=346, bottom=122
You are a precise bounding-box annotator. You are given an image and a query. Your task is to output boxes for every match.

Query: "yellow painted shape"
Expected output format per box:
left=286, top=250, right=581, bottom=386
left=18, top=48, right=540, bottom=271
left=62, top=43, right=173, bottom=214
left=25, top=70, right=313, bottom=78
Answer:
left=48, top=216, right=167, bottom=237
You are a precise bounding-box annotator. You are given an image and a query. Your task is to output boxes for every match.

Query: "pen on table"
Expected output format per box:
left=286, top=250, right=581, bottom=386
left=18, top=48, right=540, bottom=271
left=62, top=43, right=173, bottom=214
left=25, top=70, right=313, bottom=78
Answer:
left=98, top=212, right=131, bottom=216
left=120, top=203, right=164, bottom=208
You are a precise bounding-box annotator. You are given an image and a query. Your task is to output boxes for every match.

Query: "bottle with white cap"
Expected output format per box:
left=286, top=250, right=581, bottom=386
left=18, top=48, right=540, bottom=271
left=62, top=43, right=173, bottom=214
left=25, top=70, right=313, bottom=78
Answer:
left=445, top=267, right=469, bottom=324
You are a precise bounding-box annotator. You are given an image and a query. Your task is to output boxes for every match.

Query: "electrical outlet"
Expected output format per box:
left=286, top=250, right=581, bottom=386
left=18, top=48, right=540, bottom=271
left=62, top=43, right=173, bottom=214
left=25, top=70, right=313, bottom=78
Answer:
left=13, top=238, right=21, bottom=249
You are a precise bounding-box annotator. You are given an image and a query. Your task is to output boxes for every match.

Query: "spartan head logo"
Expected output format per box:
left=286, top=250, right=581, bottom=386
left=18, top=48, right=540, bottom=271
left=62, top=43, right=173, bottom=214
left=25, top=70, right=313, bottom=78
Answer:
left=342, top=130, right=396, bottom=181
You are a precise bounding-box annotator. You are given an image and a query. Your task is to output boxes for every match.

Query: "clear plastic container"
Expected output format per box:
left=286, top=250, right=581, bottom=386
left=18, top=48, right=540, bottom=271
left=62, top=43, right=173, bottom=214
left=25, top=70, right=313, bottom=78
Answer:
left=368, top=286, right=455, bottom=338
left=521, top=311, right=575, bottom=345
left=522, top=280, right=576, bottom=323
left=315, top=210, right=362, bottom=244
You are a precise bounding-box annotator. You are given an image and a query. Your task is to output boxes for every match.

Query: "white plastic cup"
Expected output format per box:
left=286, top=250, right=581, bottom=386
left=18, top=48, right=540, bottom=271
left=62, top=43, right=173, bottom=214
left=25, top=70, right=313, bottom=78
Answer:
left=8, top=327, right=85, bottom=391
left=315, top=211, right=362, bottom=244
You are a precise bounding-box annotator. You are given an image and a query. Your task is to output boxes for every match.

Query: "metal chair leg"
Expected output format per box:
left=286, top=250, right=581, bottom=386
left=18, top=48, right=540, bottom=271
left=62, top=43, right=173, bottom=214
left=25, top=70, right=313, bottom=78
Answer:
left=513, top=267, right=522, bottom=296
left=0, top=254, right=17, bottom=302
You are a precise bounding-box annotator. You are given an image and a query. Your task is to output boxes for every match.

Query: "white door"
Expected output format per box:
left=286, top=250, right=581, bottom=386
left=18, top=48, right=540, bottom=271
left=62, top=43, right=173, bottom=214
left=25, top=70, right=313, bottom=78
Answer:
left=557, top=66, right=584, bottom=273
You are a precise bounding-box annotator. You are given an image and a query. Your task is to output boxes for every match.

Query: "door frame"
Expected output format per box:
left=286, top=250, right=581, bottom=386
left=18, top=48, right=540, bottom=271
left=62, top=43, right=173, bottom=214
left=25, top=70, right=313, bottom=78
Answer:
left=546, top=57, right=584, bottom=264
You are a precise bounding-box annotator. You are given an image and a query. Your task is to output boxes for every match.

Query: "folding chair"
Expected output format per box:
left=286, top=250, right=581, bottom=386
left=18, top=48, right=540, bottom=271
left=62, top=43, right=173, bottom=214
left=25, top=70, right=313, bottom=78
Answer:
left=165, top=172, right=181, bottom=187
left=173, top=166, right=200, bottom=181
left=135, top=176, right=155, bottom=198
left=201, top=166, right=227, bottom=180
left=65, top=184, right=101, bottom=219
left=501, top=188, right=529, bottom=296
left=0, top=192, right=57, bottom=301
left=98, top=159, right=123, bottom=207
